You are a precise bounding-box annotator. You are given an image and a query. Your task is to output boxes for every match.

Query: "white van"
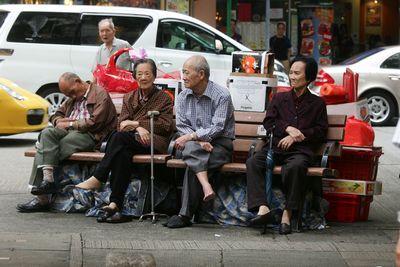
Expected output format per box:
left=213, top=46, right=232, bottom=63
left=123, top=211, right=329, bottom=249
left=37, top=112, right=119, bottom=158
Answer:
left=0, top=4, right=288, bottom=112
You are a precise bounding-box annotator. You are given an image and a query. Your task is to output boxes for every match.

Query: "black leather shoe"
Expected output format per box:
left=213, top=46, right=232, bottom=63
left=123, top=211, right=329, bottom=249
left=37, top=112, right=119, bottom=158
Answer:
left=16, top=198, right=50, bottom=213
left=164, top=215, right=192, bottom=228
left=279, top=223, right=292, bottom=235
left=31, top=180, right=57, bottom=195
left=97, top=212, right=112, bottom=223
left=250, top=209, right=282, bottom=226
left=105, top=212, right=132, bottom=223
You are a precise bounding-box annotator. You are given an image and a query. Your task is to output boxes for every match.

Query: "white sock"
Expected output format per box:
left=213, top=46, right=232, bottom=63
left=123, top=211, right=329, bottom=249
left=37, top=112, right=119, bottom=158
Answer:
left=42, top=166, right=54, bottom=183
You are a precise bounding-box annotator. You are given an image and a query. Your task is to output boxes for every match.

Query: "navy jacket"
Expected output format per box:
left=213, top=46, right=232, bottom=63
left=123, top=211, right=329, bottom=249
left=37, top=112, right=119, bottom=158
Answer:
left=263, top=89, right=328, bottom=158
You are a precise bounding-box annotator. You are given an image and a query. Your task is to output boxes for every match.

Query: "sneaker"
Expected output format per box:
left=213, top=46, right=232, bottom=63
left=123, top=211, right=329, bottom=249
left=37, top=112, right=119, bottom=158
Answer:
left=31, top=180, right=57, bottom=195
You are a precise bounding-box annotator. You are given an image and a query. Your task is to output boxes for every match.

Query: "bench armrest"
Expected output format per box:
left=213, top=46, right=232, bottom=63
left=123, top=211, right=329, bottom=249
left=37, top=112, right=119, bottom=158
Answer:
left=320, top=141, right=335, bottom=168
left=167, top=132, right=182, bottom=159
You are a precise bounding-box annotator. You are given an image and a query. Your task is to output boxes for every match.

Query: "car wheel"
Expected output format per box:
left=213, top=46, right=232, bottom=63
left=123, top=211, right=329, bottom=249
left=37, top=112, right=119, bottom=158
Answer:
left=39, top=87, right=67, bottom=115
left=364, top=91, right=396, bottom=126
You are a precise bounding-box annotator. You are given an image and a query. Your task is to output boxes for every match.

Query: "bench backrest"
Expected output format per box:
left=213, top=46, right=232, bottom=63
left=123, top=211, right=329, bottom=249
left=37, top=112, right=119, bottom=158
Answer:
left=232, top=112, right=347, bottom=162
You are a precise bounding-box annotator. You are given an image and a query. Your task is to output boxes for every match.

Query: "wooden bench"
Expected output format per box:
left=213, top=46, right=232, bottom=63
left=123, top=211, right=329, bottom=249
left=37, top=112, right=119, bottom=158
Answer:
left=166, top=112, right=347, bottom=231
left=167, top=113, right=346, bottom=177
left=24, top=109, right=347, bottom=230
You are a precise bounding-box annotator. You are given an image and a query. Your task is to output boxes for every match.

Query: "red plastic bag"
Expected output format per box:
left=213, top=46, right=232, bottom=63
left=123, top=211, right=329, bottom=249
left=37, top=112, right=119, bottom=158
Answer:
left=341, top=116, right=375, bottom=146
left=93, top=48, right=139, bottom=93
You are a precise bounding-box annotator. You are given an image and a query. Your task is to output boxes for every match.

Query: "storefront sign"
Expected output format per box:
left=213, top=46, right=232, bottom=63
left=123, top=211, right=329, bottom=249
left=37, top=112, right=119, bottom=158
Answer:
left=165, top=0, right=190, bottom=15
left=366, top=5, right=381, bottom=26
left=298, top=4, right=334, bottom=66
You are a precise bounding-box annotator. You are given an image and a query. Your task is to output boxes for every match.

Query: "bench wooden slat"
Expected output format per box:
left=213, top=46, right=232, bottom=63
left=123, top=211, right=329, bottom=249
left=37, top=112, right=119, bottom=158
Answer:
left=167, top=159, right=338, bottom=177
left=234, top=111, right=265, bottom=124
left=326, top=127, right=345, bottom=141
left=235, top=124, right=264, bottom=138
left=327, top=114, right=347, bottom=126
left=133, top=154, right=171, bottom=164
left=24, top=148, right=170, bottom=164
left=233, top=139, right=262, bottom=152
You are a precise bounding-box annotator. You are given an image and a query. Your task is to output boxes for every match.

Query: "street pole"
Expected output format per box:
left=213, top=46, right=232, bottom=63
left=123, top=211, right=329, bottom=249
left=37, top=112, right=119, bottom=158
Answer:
left=288, top=0, right=291, bottom=40
left=227, top=0, right=232, bottom=37
left=265, top=0, right=270, bottom=51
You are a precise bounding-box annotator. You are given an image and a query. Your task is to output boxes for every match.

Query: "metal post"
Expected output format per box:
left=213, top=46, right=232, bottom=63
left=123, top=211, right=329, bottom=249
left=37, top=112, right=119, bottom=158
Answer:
left=139, top=111, right=167, bottom=224
left=288, top=0, right=292, bottom=39
left=227, top=0, right=232, bottom=36
left=265, top=0, right=270, bottom=50
left=150, top=114, right=155, bottom=214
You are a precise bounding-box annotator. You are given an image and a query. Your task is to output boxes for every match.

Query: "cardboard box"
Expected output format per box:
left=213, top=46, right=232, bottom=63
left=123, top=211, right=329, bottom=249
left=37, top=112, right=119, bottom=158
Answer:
left=231, top=51, right=266, bottom=74
left=154, top=78, right=182, bottom=105
left=228, top=75, right=277, bottom=112
left=327, top=98, right=370, bottom=122
left=322, top=178, right=382, bottom=196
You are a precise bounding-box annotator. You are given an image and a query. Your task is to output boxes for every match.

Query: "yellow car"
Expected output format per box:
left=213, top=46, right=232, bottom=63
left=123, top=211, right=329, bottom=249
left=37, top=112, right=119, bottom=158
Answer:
left=0, top=78, right=49, bottom=135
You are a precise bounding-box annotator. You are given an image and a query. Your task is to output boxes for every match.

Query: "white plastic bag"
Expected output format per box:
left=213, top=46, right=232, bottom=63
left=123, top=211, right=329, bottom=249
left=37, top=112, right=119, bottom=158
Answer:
left=392, top=119, right=400, bottom=148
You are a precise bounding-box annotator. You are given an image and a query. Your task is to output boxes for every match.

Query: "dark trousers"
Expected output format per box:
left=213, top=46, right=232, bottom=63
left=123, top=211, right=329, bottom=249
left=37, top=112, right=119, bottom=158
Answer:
left=93, top=131, right=150, bottom=209
left=246, top=146, right=311, bottom=211
left=179, top=137, right=233, bottom=218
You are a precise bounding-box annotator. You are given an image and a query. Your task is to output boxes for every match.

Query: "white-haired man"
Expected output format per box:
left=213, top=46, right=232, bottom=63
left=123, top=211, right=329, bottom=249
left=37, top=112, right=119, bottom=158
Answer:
left=91, top=18, right=131, bottom=74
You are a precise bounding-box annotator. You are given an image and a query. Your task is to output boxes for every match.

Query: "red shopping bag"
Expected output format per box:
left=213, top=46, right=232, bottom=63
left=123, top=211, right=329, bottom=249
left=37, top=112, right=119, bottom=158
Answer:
left=93, top=48, right=139, bottom=93
left=341, top=116, right=375, bottom=146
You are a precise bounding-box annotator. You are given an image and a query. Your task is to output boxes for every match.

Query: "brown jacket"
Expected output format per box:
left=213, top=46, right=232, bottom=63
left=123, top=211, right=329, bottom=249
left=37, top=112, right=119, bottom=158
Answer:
left=118, top=87, right=174, bottom=153
left=51, top=83, right=117, bottom=146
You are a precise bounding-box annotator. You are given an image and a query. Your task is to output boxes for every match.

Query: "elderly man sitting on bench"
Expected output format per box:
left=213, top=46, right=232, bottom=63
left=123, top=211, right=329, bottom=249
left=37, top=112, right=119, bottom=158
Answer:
left=164, top=55, right=235, bottom=228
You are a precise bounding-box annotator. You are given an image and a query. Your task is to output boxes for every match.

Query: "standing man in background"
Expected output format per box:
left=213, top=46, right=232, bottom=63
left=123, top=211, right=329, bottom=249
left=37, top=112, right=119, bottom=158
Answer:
left=230, top=19, right=242, bottom=43
left=91, top=18, right=132, bottom=78
left=269, top=22, right=292, bottom=73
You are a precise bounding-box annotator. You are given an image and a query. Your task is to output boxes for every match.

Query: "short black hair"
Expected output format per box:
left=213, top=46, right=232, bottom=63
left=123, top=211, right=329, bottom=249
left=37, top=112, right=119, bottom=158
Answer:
left=277, top=22, right=286, bottom=28
left=133, top=58, right=157, bottom=79
left=290, top=56, right=318, bottom=83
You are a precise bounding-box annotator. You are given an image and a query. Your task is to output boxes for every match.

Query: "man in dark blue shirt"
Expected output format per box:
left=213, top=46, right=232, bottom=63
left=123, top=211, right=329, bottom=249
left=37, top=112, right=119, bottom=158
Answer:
left=269, top=22, right=292, bottom=73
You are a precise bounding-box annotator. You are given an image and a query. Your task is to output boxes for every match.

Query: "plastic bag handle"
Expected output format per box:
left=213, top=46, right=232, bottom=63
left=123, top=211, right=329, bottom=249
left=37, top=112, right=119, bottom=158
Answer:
left=107, top=47, right=133, bottom=71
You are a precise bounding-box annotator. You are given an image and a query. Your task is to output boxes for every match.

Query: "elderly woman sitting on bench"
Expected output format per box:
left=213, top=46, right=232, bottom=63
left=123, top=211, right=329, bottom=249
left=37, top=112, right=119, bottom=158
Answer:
left=76, top=58, right=174, bottom=223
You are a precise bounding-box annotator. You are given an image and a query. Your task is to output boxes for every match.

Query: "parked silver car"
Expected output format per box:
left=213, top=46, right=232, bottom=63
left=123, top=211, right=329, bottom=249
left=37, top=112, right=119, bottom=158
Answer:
left=311, top=46, right=400, bottom=126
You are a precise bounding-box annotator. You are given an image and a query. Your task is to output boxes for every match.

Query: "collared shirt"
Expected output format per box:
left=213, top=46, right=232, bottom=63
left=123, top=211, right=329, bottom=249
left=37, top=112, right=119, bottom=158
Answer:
left=69, top=86, right=90, bottom=121
left=176, top=81, right=235, bottom=142
left=91, top=37, right=131, bottom=72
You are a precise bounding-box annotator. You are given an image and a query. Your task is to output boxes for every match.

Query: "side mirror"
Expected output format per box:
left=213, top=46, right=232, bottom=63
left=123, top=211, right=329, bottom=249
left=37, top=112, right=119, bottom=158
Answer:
left=215, top=40, right=223, bottom=53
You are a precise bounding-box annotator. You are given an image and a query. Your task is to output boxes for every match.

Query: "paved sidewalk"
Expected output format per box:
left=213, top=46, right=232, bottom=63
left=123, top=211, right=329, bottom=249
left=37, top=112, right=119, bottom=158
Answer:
left=0, top=128, right=399, bottom=266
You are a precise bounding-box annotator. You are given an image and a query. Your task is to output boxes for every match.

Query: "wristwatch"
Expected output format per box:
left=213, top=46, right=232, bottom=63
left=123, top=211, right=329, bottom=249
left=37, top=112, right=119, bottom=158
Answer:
left=190, top=133, right=196, bottom=140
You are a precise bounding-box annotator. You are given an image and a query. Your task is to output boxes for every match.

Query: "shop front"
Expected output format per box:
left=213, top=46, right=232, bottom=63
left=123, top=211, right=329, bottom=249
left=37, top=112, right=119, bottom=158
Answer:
left=216, top=0, right=399, bottom=65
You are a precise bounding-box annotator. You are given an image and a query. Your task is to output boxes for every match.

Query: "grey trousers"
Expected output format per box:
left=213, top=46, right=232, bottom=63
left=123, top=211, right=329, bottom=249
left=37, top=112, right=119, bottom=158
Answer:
left=29, top=127, right=96, bottom=186
left=179, top=137, right=233, bottom=218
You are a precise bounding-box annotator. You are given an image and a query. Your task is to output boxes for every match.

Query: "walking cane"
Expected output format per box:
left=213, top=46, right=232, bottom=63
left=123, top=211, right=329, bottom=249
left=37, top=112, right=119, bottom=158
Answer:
left=139, top=110, right=167, bottom=224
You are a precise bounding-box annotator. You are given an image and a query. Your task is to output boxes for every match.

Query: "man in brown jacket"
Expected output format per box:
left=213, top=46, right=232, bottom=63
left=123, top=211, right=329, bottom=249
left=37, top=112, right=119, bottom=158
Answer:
left=17, top=72, right=117, bottom=212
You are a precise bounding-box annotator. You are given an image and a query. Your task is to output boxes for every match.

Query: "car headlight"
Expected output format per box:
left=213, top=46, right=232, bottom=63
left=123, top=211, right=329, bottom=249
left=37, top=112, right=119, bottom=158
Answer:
left=0, top=83, right=25, bottom=100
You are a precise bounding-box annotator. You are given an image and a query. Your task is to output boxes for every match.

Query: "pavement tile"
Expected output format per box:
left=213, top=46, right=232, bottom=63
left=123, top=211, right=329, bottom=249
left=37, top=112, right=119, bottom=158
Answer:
left=223, top=250, right=347, bottom=267
left=83, top=249, right=221, bottom=267
left=0, top=249, right=68, bottom=267
left=340, top=251, right=394, bottom=267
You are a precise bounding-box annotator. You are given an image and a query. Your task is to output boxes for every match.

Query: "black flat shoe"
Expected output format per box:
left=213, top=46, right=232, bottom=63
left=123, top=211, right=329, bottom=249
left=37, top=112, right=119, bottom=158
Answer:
left=31, top=180, right=57, bottom=195
left=16, top=198, right=50, bottom=213
left=250, top=209, right=282, bottom=226
left=97, top=211, right=113, bottom=223
left=279, top=223, right=292, bottom=235
left=105, top=212, right=132, bottom=223
left=163, top=215, right=192, bottom=228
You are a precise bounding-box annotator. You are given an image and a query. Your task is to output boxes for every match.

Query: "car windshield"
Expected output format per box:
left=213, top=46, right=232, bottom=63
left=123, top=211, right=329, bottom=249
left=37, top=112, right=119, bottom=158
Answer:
left=0, top=11, right=9, bottom=29
left=339, top=47, right=384, bottom=65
